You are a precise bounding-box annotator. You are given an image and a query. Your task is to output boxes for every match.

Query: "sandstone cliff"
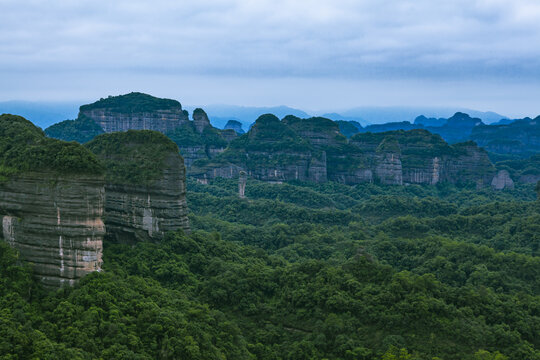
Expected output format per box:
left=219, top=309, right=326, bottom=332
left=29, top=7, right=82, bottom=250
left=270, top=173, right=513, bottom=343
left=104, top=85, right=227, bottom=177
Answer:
left=80, top=92, right=190, bottom=133
left=190, top=116, right=496, bottom=187
left=1, top=114, right=105, bottom=287
left=86, top=130, right=190, bottom=241
left=491, top=170, right=514, bottom=190
left=166, top=108, right=233, bottom=167
left=191, top=114, right=327, bottom=183
left=1, top=174, right=105, bottom=287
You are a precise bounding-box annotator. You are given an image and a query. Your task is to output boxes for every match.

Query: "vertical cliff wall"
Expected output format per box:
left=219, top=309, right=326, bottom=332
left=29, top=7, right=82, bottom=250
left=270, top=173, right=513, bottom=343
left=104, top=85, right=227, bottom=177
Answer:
left=1, top=114, right=105, bottom=287
left=86, top=130, right=190, bottom=242
left=79, top=92, right=190, bottom=134
left=191, top=119, right=496, bottom=187
left=1, top=174, right=105, bottom=287
left=190, top=114, right=328, bottom=183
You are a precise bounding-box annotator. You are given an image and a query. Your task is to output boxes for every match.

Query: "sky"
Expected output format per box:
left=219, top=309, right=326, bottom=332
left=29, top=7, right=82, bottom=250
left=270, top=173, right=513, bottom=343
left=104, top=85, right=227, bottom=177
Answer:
left=1, top=0, right=540, bottom=117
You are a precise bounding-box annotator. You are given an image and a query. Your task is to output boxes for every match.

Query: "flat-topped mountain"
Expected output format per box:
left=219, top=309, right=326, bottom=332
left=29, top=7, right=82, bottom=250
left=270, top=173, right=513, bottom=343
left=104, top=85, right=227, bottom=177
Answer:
left=0, top=114, right=105, bottom=287
left=79, top=92, right=190, bottom=133
left=45, top=94, right=236, bottom=167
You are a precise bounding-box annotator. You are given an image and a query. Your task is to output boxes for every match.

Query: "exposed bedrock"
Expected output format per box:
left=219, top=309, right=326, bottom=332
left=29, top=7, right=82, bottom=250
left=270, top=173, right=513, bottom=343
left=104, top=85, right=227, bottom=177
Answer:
left=104, top=154, right=190, bottom=242
left=491, top=170, right=515, bottom=190
left=0, top=173, right=105, bottom=288
left=86, top=131, right=191, bottom=242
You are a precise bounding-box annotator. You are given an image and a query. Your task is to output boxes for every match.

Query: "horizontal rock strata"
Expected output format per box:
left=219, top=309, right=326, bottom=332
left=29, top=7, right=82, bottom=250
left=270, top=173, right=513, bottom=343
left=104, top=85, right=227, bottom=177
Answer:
left=0, top=173, right=105, bottom=287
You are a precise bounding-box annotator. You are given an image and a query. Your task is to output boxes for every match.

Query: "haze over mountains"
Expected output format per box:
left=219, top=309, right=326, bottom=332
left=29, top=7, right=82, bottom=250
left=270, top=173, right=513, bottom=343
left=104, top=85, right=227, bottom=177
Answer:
left=1, top=100, right=508, bottom=130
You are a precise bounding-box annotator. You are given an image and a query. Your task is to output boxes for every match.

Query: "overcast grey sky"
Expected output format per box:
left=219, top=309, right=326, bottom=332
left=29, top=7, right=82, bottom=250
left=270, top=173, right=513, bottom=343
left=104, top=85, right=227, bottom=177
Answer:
left=1, top=0, right=539, bottom=117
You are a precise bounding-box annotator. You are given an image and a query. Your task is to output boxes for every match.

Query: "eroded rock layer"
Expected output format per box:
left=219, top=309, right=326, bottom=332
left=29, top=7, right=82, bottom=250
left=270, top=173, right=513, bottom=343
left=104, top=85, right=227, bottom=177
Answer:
left=0, top=173, right=105, bottom=288
left=104, top=154, right=190, bottom=241
left=82, top=108, right=190, bottom=134
left=86, top=131, right=190, bottom=242
left=191, top=117, right=496, bottom=187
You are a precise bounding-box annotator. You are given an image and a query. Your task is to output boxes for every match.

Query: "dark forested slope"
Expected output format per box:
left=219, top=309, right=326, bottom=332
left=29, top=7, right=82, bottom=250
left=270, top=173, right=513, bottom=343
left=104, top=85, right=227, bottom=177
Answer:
left=1, top=177, right=539, bottom=359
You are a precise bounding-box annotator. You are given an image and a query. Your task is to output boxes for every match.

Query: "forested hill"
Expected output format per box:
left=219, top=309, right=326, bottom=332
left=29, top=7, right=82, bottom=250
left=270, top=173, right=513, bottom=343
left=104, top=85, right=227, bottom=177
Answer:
left=1, top=177, right=539, bottom=359
left=42, top=93, right=539, bottom=186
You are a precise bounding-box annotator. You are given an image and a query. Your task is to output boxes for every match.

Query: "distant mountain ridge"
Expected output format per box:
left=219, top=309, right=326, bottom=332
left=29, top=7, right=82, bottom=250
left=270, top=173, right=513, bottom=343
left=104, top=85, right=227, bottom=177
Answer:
left=325, top=106, right=508, bottom=125
left=32, top=92, right=540, bottom=186
left=2, top=99, right=510, bottom=130
left=184, top=104, right=311, bottom=129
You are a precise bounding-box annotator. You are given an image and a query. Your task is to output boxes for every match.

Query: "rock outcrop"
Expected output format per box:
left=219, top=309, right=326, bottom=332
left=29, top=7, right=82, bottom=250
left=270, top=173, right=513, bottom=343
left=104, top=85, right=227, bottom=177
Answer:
left=1, top=114, right=105, bottom=287
left=491, top=170, right=514, bottom=190
left=238, top=171, right=247, bottom=198
left=191, top=114, right=328, bottom=183
left=86, top=130, right=190, bottom=242
left=190, top=116, right=496, bottom=187
left=225, top=120, right=245, bottom=134
left=80, top=92, right=190, bottom=134
left=1, top=174, right=105, bottom=287
left=192, top=108, right=211, bottom=134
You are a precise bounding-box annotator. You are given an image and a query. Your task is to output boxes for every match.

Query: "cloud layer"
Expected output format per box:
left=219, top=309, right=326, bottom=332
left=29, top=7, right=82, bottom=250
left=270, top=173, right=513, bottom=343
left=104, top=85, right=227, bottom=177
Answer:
left=2, top=0, right=540, bottom=78
left=1, top=0, right=539, bottom=115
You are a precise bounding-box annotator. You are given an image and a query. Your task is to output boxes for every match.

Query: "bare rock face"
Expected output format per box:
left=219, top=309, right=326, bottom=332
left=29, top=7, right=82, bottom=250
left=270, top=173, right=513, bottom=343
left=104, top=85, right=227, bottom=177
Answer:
left=1, top=114, right=105, bottom=288
left=86, top=131, right=190, bottom=242
left=82, top=108, right=189, bottom=134
left=238, top=171, right=247, bottom=198
left=0, top=173, right=105, bottom=288
left=192, top=108, right=212, bottom=134
left=181, top=145, right=208, bottom=168
left=440, top=142, right=495, bottom=186
left=79, top=92, right=190, bottom=134
left=375, top=153, right=403, bottom=185
left=188, top=118, right=496, bottom=187
left=103, top=154, right=190, bottom=241
left=491, top=170, right=515, bottom=190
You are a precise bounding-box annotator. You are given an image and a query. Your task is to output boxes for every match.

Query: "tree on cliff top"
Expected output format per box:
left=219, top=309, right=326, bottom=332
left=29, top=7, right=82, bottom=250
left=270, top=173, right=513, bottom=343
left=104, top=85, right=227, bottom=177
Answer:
left=79, top=92, right=182, bottom=113
left=86, top=130, right=182, bottom=186
left=0, top=114, right=103, bottom=181
left=45, top=114, right=105, bottom=143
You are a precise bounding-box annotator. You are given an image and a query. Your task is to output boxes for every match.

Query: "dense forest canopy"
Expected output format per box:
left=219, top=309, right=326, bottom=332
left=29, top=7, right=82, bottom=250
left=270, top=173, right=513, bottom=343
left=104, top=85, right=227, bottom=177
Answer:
left=1, top=176, right=539, bottom=359
left=45, top=114, right=105, bottom=143
left=85, top=130, right=181, bottom=186
left=79, top=92, right=183, bottom=113
left=0, top=113, right=103, bottom=181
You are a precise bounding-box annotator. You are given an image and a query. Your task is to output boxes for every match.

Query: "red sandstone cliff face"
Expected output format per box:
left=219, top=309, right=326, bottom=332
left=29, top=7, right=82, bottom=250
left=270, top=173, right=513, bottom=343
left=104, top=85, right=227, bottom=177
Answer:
left=0, top=173, right=105, bottom=288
